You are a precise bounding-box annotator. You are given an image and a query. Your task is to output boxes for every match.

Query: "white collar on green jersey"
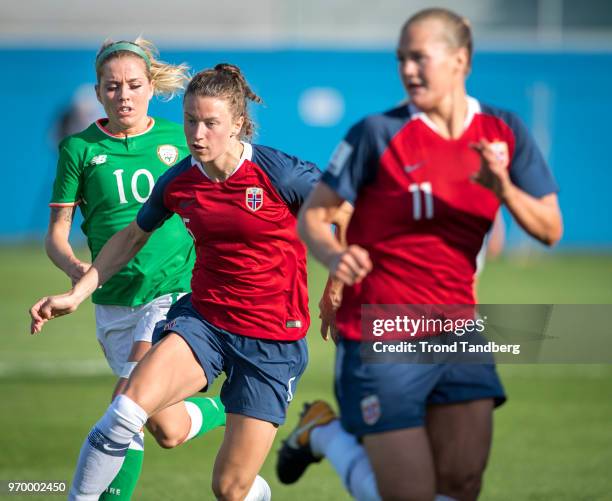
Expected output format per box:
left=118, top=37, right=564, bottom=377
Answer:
left=95, top=118, right=156, bottom=138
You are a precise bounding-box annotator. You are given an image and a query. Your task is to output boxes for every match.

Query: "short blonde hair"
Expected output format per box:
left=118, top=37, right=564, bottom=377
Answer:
left=95, top=37, right=190, bottom=100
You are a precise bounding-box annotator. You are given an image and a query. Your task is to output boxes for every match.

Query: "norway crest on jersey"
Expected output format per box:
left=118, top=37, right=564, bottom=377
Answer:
left=245, top=187, right=264, bottom=212
left=489, top=141, right=509, bottom=166
left=157, top=145, right=179, bottom=166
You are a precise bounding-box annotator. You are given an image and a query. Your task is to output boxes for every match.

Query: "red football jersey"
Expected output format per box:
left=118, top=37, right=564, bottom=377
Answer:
left=138, top=143, right=320, bottom=341
left=322, top=97, right=558, bottom=341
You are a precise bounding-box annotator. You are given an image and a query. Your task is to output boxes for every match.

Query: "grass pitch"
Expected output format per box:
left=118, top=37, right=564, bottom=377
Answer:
left=1, top=245, right=611, bottom=500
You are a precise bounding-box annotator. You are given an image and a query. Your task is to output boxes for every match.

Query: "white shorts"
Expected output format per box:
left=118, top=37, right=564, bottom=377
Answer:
left=95, top=293, right=184, bottom=377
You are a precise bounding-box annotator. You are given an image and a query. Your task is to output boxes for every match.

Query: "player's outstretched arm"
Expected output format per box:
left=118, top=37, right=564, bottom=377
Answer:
left=30, top=220, right=153, bottom=334
left=471, top=139, right=563, bottom=246
left=298, top=183, right=372, bottom=288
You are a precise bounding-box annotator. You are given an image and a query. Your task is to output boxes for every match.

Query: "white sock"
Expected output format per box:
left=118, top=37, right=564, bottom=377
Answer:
left=311, top=420, right=380, bottom=501
left=243, top=475, right=271, bottom=501
left=184, top=400, right=204, bottom=442
left=347, top=453, right=380, bottom=501
left=310, top=419, right=342, bottom=458
left=435, top=496, right=458, bottom=501
left=68, top=395, right=148, bottom=500
left=129, top=431, right=145, bottom=452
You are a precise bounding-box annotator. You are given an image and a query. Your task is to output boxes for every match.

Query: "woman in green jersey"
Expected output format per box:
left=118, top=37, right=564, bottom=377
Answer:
left=44, top=38, right=225, bottom=500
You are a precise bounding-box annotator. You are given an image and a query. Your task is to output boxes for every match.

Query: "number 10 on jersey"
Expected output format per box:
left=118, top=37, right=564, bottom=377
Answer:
left=113, top=169, right=155, bottom=204
left=409, top=182, right=434, bottom=220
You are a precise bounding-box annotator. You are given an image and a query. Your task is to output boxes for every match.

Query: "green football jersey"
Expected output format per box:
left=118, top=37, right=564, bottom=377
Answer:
left=50, top=117, right=194, bottom=306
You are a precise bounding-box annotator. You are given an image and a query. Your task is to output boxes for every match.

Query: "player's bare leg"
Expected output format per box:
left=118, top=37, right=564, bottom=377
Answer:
left=128, top=341, right=189, bottom=447
left=116, top=383, right=192, bottom=450
left=212, top=414, right=277, bottom=501
left=426, top=399, right=494, bottom=501
left=363, top=427, right=436, bottom=501
left=122, top=334, right=207, bottom=414
left=114, top=340, right=223, bottom=449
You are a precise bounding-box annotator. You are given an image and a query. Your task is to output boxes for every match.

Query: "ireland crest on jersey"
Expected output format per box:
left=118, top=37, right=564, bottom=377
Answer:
left=157, top=145, right=179, bottom=166
left=246, top=187, right=263, bottom=212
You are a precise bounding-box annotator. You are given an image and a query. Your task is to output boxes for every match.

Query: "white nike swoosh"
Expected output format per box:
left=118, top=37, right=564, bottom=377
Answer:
left=102, top=443, right=128, bottom=452
left=404, top=161, right=426, bottom=173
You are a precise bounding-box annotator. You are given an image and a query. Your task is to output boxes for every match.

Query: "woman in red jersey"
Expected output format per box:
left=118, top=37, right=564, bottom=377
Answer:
left=31, top=63, right=347, bottom=501
left=278, top=8, right=562, bottom=501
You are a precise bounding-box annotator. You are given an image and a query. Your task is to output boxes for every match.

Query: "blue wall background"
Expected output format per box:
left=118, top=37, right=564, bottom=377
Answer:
left=2, top=49, right=611, bottom=248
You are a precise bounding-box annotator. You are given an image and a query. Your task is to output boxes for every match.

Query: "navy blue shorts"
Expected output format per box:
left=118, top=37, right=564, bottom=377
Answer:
left=335, top=339, right=506, bottom=437
left=152, top=294, right=308, bottom=425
